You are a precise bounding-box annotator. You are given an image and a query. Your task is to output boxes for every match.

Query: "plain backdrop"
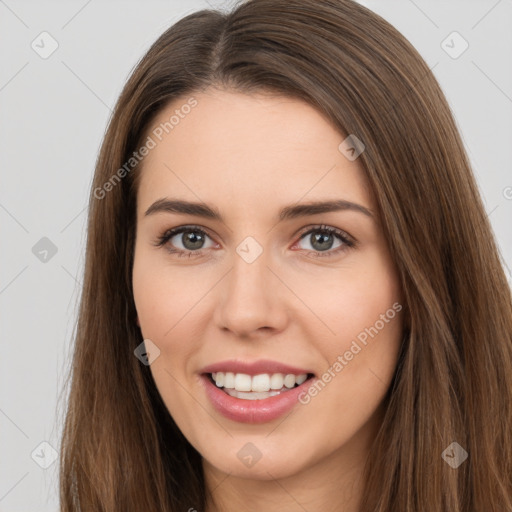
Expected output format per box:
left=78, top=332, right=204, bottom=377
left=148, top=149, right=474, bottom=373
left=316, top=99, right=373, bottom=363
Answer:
left=1, top=0, right=511, bottom=510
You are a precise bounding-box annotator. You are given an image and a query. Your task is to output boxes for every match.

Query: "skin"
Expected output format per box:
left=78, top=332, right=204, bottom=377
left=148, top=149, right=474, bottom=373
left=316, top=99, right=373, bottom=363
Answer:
left=132, top=88, right=403, bottom=511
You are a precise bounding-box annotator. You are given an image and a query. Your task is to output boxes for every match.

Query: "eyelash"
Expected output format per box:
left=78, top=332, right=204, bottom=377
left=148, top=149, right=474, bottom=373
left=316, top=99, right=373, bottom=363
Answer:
left=152, top=224, right=356, bottom=259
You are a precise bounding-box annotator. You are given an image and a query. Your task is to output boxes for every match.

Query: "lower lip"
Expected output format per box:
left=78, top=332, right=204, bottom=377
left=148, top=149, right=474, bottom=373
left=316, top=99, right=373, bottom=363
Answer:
left=200, top=374, right=313, bottom=424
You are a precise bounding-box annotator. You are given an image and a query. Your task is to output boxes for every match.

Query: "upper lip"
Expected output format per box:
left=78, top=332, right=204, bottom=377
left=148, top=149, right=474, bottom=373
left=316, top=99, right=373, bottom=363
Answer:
left=200, top=359, right=314, bottom=376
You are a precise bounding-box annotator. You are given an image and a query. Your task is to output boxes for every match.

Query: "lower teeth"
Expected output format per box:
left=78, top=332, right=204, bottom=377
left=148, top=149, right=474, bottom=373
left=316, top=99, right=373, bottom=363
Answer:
left=223, top=388, right=288, bottom=400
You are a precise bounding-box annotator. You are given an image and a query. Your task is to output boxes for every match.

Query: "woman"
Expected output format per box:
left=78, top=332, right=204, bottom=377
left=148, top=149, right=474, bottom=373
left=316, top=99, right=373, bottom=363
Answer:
left=59, top=0, right=512, bottom=510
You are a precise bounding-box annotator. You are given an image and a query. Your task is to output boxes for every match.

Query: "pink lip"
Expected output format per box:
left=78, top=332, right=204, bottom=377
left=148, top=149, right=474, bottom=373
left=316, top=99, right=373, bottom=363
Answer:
left=199, top=375, right=315, bottom=425
left=199, top=360, right=315, bottom=424
left=200, top=359, right=313, bottom=376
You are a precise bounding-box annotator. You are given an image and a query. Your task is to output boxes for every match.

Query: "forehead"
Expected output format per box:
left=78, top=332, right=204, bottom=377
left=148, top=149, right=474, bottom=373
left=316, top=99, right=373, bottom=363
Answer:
left=136, top=89, right=372, bottom=219
left=145, top=89, right=343, bottom=156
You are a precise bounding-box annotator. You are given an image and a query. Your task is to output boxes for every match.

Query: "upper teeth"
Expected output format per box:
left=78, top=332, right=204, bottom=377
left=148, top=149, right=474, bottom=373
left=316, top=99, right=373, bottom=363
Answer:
left=211, top=372, right=308, bottom=392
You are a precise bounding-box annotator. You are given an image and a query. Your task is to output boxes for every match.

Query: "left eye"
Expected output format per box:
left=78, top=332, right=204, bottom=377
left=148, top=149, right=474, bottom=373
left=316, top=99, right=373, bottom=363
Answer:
left=295, top=226, right=353, bottom=255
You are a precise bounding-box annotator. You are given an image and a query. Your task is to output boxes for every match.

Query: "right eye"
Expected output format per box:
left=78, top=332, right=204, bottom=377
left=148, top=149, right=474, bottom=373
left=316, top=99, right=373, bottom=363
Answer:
left=154, top=225, right=217, bottom=257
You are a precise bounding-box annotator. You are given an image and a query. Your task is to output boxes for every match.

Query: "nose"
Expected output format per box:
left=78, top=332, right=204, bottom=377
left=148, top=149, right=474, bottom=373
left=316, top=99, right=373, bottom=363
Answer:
left=214, top=246, right=289, bottom=339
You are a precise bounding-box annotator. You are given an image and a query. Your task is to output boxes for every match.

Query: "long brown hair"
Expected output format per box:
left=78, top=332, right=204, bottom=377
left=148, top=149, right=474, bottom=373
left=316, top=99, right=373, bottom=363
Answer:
left=58, top=0, right=512, bottom=510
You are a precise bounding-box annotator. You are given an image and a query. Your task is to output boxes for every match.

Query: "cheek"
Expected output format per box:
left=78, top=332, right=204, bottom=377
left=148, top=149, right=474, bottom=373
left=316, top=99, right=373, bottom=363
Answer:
left=323, top=268, right=402, bottom=407
left=132, top=255, right=202, bottom=428
left=292, top=248, right=402, bottom=352
left=337, top=268, right=401, bottom=348
left=132, top=246, right=211, bottom=377
left=132, top=244, right=201, bottom=340
left=132, top=265, right=169, bottom=341
left=297, top=248, right=403, bottom=408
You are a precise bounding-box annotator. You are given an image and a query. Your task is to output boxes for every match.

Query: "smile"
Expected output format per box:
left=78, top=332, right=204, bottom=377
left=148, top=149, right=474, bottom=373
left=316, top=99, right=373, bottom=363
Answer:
left=199, top=360, right=316, bottom=423
left=209, top=372, right=311, bottom=400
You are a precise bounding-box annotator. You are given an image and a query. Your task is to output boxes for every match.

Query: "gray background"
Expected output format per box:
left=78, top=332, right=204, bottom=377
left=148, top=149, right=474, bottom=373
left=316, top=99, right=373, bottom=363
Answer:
left=1, top=0, right=511, bottom=510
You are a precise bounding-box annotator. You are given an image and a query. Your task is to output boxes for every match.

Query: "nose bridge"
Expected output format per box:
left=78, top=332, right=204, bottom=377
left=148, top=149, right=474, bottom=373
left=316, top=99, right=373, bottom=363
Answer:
left=228, top=235, right=273, bottom=305
left=215, top=234, right=287, bottom=335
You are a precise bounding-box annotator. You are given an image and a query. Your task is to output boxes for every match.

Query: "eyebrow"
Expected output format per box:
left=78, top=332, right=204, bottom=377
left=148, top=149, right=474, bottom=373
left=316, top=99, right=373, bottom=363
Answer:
left=144, top=198, right=373, bottom=222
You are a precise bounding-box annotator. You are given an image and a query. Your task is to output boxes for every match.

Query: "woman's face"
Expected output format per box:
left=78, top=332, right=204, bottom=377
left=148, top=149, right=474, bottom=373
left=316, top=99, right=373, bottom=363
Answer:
left=132, top=88, right=403, bottom=482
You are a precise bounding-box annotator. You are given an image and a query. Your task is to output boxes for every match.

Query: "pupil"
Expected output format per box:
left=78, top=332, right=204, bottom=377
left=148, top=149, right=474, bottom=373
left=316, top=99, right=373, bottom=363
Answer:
left=311, top=232, right=333, bottom=251
left=183, top=231, right=204, bottom=250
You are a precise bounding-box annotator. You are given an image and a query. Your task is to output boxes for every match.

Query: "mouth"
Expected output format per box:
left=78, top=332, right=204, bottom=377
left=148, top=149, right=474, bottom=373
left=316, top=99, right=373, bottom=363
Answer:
left=199, top=359, right=317, bottom=423
left=205, top=371, right=316, bottom=401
